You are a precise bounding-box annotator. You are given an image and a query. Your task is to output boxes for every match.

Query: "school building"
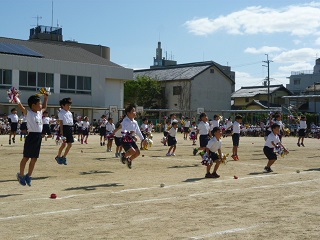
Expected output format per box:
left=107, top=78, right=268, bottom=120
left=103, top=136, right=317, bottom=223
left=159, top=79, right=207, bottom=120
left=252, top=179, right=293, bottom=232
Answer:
left=0, top=25, right=133, bottom=120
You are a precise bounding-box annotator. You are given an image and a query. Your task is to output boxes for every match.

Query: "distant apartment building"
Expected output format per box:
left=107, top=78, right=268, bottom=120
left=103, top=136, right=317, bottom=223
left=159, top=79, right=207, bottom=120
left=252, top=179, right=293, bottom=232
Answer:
left=134, top=42, right=235, bottom=113
left=286, top=58, right=320, bottom=113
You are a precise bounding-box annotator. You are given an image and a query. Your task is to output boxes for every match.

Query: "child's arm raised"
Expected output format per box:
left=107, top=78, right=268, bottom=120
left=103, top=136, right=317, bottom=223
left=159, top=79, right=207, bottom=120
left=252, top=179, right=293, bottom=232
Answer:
left=15, top=97, right=27, bottom=116
left=41, top=93, right=49, bottom=111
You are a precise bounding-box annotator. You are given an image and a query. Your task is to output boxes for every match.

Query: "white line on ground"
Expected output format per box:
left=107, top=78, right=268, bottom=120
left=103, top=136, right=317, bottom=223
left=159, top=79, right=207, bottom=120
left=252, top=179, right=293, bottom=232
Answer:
left=190, top=225, right=259, bottom=239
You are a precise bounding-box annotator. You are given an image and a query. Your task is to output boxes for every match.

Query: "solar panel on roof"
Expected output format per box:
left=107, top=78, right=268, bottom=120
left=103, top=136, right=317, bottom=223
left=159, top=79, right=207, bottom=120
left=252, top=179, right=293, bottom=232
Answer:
left=0, top=42, right=43, bottom=58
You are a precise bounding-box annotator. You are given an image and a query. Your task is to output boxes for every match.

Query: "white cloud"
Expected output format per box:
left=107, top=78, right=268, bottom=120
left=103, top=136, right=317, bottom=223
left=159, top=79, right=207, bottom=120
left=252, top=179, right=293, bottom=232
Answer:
left=235, top=71, right=265, bottom=90
left=184, top=4, right=320, bottom=36
left=293, top=39, right=301, bottom=45
left=278, top=62, right=314, bottom=72
left=244, top=46, right=282, bottom=54
left=272, top=48, right=320, bottom=63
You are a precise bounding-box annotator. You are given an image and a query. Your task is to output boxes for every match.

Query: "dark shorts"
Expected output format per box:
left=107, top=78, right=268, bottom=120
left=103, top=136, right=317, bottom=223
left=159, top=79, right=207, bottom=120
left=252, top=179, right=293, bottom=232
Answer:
left=168, top=135, right=177, bottom=146
left=82, top=128, right=89, bottom=136
left=263, top=146, right=277, bottom=160
left=142, top=132, right=147, bottom=139
left=42, top=124, right=51, bottom=135
left=200, top=134, right=210, bottom=148
left=99, top=127, right=106, bottom=136
left=225, top=129, right=232, bottom=134
left=20, top=122, right=27, bottom=131
left=298, top=129, right=306, bottom=137
left=10, top=122, right=18, bottom=132
left=232, top=133, right=240, bottom=146
left=115, top=136, right=122, bottom=147
left=122, top=141, right=138, bottom=152
left=23, top=132, right=42, bottom=158
left=183, top=127, right=189, bottom=133
left=163, top=131, right=168, bottom=137
left=63, top=125, right=74, bottom=143
left=50, top=124, right=55, bottom=133
left=209, top=151, right=220, bottom=162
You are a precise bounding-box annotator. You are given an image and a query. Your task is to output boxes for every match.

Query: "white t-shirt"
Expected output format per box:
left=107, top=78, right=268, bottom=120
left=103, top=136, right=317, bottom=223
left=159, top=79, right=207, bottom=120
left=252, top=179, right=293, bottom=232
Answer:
left=58, top=109, right=73, bottom=126
left=100, top=119, right=107, bottom=127
left=82, top=121, right=90, bottom=129
left=265, top=132, right=280, bottom=148
left=168, top=127, right=177, bottom=137
left=26, top=109, right=43, bottom=132
left=114, top=123, right=123, bottom=138
left=210, top=120, right=220, bottom=131
left=43, top=116, right=50, bottom=125
left=106, top=122, right=115, bottom=132
left=299, top=120, right=307, bottom=129
left=198, top=121, right=210, bottom=135
left=140, top=123, right=148, bottom=133
left=274, top=120, right=284, bottom=131
left=226, top=120, right=233, bottom=129
left=184, top=120, right=191, bottom=128
left=190, top=125, right=197, bottom=133
left=20, top=115, right=27, bottom=123
left=206, top=136, right=222, bottom=153
left=8, top=114, right=19, bottom=123
left=121, top=116, right=144, bottom=140
left=233, top=121, right=241, bottom=134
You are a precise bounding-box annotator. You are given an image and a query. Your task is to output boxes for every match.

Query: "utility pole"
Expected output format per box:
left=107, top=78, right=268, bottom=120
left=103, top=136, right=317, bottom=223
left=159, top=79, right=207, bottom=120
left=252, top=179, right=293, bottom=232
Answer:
left=263, top=54, right=272, bottom=109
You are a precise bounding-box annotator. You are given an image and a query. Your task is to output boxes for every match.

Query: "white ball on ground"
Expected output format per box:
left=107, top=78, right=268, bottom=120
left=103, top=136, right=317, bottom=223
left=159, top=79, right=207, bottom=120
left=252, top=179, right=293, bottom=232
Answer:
left=160, top=183, right=165, bottom=187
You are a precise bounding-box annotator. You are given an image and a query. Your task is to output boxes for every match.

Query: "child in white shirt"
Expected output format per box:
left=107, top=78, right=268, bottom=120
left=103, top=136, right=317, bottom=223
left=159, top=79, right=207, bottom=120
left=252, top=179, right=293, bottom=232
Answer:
left=166, top=121, right=178, bottom=156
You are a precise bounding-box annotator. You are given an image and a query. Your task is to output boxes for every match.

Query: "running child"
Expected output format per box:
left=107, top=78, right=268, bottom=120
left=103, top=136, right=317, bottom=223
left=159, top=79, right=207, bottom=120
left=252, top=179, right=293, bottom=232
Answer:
left=190, top=121, right=197, bottom=145
left=55, top=98, right=74, bottom=165
left=204, top=126, right=223, bottom=178
left=230, top=115, right=242, bottom=160
left=42, top=111, right=52, bottom=141
left=193, top=112, right=212, bottom=156
left=140, top=117, right=148, bottom=150
left=263, top=123, right=288, bottom=172
left=8, top=108, right=19, bottom=145
left=113, top=117, right=123, bottom=158
left=209, top=115, right=220, bottom=132
left=297, top=115, right=307, bottom=147
left=16, top=93, right=49, bottom=186
left=223, top=117, right=232, bottom=138
left=106, top=117, right=115, bottom=152
left=183, top=117, right=191, bottom=140
left=81, top=116, right=90, bottom=144
left=19, top=113, right=27, bottom=141
left=99, top=115, right=107, bottom=146
left=166, top=121, right=178, bottom=156
left=162, top=119, right=170, bottom=146
left=120, top=104, right=147, bottom=169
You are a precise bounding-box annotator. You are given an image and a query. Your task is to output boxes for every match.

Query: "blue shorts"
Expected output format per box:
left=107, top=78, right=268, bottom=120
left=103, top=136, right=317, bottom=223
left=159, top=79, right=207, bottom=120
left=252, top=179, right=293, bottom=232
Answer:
left=232, top=133, right=240, bottom=146
left=200, top=134, right=210, bottom=148
left=23, top=132, right=42, bottom=158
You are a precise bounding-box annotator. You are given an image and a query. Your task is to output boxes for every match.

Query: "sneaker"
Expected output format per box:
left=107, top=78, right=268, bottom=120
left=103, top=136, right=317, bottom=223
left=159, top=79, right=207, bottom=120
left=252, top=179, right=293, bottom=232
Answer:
left=297, top=142, right=300, bottom=147
left=232, top=155, right=238, bottom=161
left=211, top=172, right=220, bottom=178
left=301, top=143, right=305, bottom=147
left=100, top=142, right=103, bottom=146
left=126, top=158, right=132, bottom=169
left=25, top=174, right=32, bottom=186
left=171, top=153, right=176, bottom=156
left=16, top=173, right=26, bottom=186
left=55, top=156, right=63, bottom=165
left=9, top=139, right=11, bottom=145
left=205, top=173, right=214, bottom=178
left=61, top=157, right=68, bottom=165
left=264, top=166, right=273, bottom=173
left=235, top=155, right=239, bottom=161
left=12, top=138, right=15, bottom=143
left=166, top=153, right=171, bottom=156
left=121, top=153, right=126, bottom=164
left=103, top=142, right=105, bottom=146
left=193, top=148, right=198, bottom=156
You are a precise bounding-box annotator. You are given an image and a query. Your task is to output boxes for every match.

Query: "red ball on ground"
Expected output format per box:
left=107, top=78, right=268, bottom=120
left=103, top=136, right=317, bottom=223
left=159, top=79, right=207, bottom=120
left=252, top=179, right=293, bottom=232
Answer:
left=234, top=175, right=238, bottom=179
left=50, top=193, right=57, bottom=199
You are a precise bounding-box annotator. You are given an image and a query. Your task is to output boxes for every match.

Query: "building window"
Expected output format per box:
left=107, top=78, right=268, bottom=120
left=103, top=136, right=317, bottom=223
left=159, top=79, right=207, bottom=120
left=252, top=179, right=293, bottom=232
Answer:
left=38, top=72, right=54, bottom=89
left=0, top=69, right=12, bottom=89
left=173, top=86, right=182, bottom=95
left=293, top=78, right=301, bottom=85
left=210, top=69, right=215, bottom=73
left=19, top=71, right=54, bottom=91
left=60, top=74, right=91, bottom=95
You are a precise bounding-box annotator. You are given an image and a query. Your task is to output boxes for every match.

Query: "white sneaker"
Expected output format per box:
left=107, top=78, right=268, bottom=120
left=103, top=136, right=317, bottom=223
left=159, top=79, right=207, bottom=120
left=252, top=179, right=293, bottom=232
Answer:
left=171, top=153, right=176, bottom=156
left=166, top=153, right=171, bottom=156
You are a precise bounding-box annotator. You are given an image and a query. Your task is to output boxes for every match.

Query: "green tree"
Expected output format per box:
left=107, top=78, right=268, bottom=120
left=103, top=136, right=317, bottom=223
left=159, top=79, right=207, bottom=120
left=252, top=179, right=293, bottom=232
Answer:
left=124, top=76, right=164, bottom=108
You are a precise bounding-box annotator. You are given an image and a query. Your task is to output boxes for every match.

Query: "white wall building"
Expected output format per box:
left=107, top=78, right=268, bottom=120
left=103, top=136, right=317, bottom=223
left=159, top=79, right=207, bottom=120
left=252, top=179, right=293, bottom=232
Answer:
left=0, top=26, right=132, bottom=121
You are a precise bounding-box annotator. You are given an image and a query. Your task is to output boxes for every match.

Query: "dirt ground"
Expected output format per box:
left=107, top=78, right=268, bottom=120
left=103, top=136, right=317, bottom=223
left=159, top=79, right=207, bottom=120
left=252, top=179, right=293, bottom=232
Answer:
left=0, top=132, right=319, bottom=240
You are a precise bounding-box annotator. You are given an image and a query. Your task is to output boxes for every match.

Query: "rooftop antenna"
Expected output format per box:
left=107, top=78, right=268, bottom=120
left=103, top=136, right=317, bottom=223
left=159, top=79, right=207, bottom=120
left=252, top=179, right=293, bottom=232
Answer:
left=33, top=15, right=42, bottom=26
left=51, top=0, right=54, bottom=28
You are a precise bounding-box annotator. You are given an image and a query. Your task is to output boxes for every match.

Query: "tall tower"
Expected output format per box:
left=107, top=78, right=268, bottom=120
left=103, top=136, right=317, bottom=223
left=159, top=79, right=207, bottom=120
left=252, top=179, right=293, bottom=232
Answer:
left=313, top=58, right=320, bottom=74
left=153, top=41, right=163, bottom=66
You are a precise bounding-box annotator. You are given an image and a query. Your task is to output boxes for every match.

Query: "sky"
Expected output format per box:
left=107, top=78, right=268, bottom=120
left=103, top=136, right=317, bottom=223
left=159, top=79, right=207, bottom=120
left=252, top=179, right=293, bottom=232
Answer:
left=1, top=0, right=320, bottom=90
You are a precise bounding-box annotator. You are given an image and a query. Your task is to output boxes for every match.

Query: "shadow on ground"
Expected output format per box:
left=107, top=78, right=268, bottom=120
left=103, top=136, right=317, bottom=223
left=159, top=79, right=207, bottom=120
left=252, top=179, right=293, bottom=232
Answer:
left=64, top=183, right=124, bottom=191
